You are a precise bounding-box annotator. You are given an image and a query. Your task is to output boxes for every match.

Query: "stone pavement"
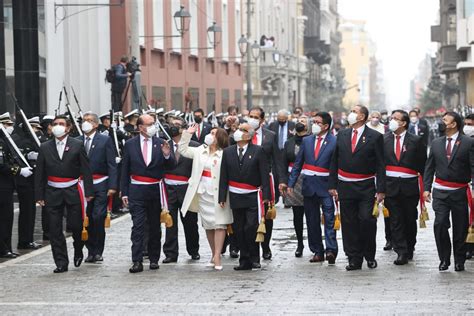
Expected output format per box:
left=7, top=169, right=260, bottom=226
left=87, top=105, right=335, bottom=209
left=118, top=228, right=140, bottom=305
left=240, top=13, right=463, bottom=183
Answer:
left=1, top=204, right=474, bottom=315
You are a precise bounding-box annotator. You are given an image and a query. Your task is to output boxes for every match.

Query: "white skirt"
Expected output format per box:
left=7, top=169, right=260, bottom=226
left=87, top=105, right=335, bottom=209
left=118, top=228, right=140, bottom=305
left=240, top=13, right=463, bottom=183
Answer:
left=198, top=191, right=227, bottom=230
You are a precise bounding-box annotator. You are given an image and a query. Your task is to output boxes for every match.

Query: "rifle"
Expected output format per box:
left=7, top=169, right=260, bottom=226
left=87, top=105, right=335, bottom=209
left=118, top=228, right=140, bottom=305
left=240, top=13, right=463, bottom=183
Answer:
left=55, top=90, right=62, bottom=117
left=110, top=109, right=121, bottom=158
left=71, top=86, right=84, bottom=118
left=63, top=87, right=83, bottom=136
left=8, top=91, right=41, bottom=150
left=0, top=123, right=31, bottom=168
left=156, top=118, right=171, bottom=141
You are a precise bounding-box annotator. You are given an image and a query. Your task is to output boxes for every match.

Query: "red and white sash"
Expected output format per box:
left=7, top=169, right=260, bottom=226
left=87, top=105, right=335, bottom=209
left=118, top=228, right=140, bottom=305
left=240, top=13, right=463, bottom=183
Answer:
left=385, top=166, right=417, bottom=179
left=434, top=178, right=473, bottom=226
left=228, top=180, right=265, bottom=224
left=201, top=169, right=212, bottom=182
left=130, top=175, right=168, bottom=210
left=337, top=169, right=375, bottom=182
left=301, top=164, right=330, bottom=177
left=47, top=176, right=86, bottom=222
left=164, top=174, right=189, bottom=186
left=92, top=174, right=109, bottom=185
left=288, top=162, right=294, bottom=173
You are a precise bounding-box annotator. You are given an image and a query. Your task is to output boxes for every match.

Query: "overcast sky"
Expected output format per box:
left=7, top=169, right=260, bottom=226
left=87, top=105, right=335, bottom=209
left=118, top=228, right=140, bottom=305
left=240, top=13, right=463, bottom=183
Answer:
left=338, top=0, right=439, bottom=109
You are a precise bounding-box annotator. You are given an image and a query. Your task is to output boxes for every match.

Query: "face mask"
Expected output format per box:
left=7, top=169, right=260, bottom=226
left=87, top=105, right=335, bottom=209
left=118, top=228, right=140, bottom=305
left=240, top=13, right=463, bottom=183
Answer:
left=5, top=126, right=14, bottom=135
left=278, top=120, right=286, bottom=126
left=388, top=119, right=400, bottom=132
left=169, top=126, right=181, bottom=138
left=295, top=122, right=305, bottom=133
left=247, top=118, right=260, bottom=130
left=52, top=125, right=66, bottom=138
left=146, top=125, right=157, bottom=137
left=464, top=125, right=474, bottom=137
left=371, top=118, right=380, bottom=126
left=233, top=129, right=244, bottom=142
left=81, top=121, right=93, bottom=133
left=204, top=134, right=214, bottom=146
left=347, top=112, right=358, bottom=125
left=194, top=117, right=202, bottom=124
left=410, top=117, right=418, bottom=124
left=381, top=114, right=388, bottom=121
left=341, top=115, right=347, bottom=120
left=312, top=124, right=321, bottom=135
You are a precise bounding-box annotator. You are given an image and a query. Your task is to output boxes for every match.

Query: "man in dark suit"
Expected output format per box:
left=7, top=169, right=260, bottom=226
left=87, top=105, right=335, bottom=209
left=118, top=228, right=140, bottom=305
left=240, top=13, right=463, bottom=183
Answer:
left=191, top=108, right=212, bottom=144
left=121, top=114, right=175, bottom=273
left=35, top=115, right=94, bottom=273
left=78, top=112, right=118, bottom=263
left=111, top=55, right=131, bottom=112
left=162, top=118, right=200, bottom=263
left=329, top=105, right=385, bottom=271
left=384, top=110, right=427, bottom=265
left=285, top=112, right=338, bottom=264
left=424, top=111, right=474, bottom=272
left=408, top=110, right=429, bottom=147
left=219, top=122, right=270, bottom=270
left=247, top=106, right=284, bottom=260
left=268, top=110, right=296, bottom=151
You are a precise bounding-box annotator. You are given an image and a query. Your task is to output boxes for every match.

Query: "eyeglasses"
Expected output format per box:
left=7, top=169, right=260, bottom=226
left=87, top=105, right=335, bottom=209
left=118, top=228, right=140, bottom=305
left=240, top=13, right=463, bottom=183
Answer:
left=239, top=128, right=249, bottom=133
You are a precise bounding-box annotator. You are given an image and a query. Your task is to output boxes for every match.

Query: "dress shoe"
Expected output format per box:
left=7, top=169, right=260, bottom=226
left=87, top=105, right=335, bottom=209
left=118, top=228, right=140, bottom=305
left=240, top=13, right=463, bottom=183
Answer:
left=252, top=262, right=261, bottom=269
left=466, top=251, right=473, bottom=260
left=149, top=262, right=159, bottom=270
left=262, top=250, right=272, bottom=260
left=394, top=254, right=408, bottom=265
left=214, top=265, right=223, bottom=271
left=438, top=261, right=450, bottom=271
left=94, top=255, right=103, bottom=262
left=0, top=251, right=18, bottom=259
left=345, top=262, right=362, bottom=271
left=383, top=241, right=393, bottom=251
left=17, top=242, right=42, bottom=250
left=129, top=262, right=144, bottom=273
left=407, top=252, right=414, bottom=260
left=233, top=265, right=252, bottom=271
left=367, top=260, right=378, bottom=269
left=309, top=255, right=325, bottom=263
left=53, top=266, right=68, bottom=273
left=84, top=255, right=96, bottom=263
left=229, top=249, right=239, bottom=258
left=295, top=245, right=304, bottom=258
left=191, top=253, right=200, bottom=260
left=326, top=252, right=336, bottom=265
left=454, top=263, right=465, bottom=272
left=162, top=257, right=178, bottom=264
left=74, top=256, right=83, bottom=268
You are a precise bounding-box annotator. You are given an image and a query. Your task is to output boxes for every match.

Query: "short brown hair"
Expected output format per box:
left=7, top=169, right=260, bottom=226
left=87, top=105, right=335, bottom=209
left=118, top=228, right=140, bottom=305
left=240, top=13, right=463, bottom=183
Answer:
left=53, top=115, right=72, bottom=127
left=213, top=127, right=229, bottom=150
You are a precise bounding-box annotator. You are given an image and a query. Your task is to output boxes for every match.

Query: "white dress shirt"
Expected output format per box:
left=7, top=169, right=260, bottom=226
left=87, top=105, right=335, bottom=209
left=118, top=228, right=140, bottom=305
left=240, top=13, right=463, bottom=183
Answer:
left=446, top=132, right=459, bottom=149
left=393, top=131, right=406, bottom=153
left=140, top=134, right=153, bottom=165
left=237, top=143, right=249, bottom=157
left=56, top=136, right=68, bottom=159
left=314, top=132, right=328, bottom=150
left=352, top=125, right=365, bottom=146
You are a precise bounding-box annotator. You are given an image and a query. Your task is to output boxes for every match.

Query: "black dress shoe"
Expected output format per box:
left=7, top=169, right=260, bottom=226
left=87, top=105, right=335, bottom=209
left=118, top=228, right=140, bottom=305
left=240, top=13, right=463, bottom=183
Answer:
left=150, top=262, right=159, bottom=270
left=454, top=263, right=465, bottom=272
left=262, top=250, right=272, bottom=260
left=53, top=266, right=68, bottom=273
left=233, top=265, right=252, bottom=271
left=74, top=256, right=83, bottom=267
left=309, top=255, right=325, bottom=263
left=94, top=255, right=103, bottom=262
left=295, top=246, right=303, bottom=258
left=394, top=254, right=408, bottom=265
left=466, top=251, right=473, bottom=260
left=345, top=262, right=362, bottom=271
left=17, top=242, right=42, bottom=250
left=162, top=257, right=178, bottom=264
left=439, top=261, right=450, bottom=271
left=383, top=241, right=393, bottom=251
left=229, top=249, right=239, bottom=259
left=0, top=251, right=18, bottom=259
left=407, top=252, right=414, bottom=260
left=84, top=255, right=96, bottom=263
left=252, top=262, right=261, bottom=269
left=367, top=260, right=378, bottom=269
left=191, top=253, right=200, bottom=260
left=129, top=262, right=143, bottom=273
left=326, top=252, right=336, bottom=265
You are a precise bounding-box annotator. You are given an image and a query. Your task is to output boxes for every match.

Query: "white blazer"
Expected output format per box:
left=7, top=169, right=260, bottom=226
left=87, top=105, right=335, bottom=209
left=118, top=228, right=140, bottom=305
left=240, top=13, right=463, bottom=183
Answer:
left=178, top=131, right=233, bottom=225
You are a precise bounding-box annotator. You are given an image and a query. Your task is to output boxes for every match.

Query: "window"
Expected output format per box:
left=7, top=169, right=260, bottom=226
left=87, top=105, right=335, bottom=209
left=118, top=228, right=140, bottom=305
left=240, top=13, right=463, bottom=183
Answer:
left=190, top=0, right=198, bottom=55
left=207, top=0, right=214, bottom=58
left=187, top=88, right=200, bottom=111
left=138, top=0, right=145, bottom=46
left=152, top=0, right=164, bottom=49
left=221, top=89, right=229, bottom=109
left=206, top=88, right=216, bottom=114
left=171, top=87, right=184, bottom=110
left=222, top=1, right=229, bottom=61
left=152, top=86, right=166, bottom=107
left=235, top=90, right=242, bottom=109
left=465, top=0, right=474, bottom=18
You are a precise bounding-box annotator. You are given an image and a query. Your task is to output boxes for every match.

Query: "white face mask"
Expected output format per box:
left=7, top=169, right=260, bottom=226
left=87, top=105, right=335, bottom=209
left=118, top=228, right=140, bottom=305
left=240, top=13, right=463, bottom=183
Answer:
left=410, top=117, right=418, bottom=124
left=464, top=125, right=474, bottom=137
left=247, top=118, right=260, bottom=130
left=81, top=121, right=93, bottom=133
left=312, top=124, right=321, bottom=135
left=370, top=118, right=380, bottom=126
left=146, top=125, right=157, bottom=137
left=388, top=119, right=400, bottom=132
left=204, top=133, right=215, bottom=146
left=5, top=126, right=14, bottom=135
left=52, top=125, right=66, bottom=138
left=233, top=130, right=244, bottom=142
left=347, top=112, right=358, bottom=125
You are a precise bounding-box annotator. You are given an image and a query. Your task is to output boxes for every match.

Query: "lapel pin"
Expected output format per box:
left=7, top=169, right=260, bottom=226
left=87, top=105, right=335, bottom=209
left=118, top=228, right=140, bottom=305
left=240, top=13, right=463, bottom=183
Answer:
left=92, top=145, right=95, bottom=148
left=402, top=145, right=407, bottom=152
left=362, top=136, right=366, bottom=143
left=249, top=155, right=252, bottom=159
left=456, top=140, right=461, bottom=146
left=65, top=146, right=69, bottom=152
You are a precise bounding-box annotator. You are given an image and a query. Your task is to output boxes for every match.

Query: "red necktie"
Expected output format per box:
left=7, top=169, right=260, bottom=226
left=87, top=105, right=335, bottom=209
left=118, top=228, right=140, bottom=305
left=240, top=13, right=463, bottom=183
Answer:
left=395, top=135, right=401, bottom=161
left=143, top=138, right=148, bottom=165
left=252, top=133, right=258, bottom=145
left=351, top=129, right=358, bottom=153
left=314, top=137, right=323, bottom=160
left=197, top=124, right=201, bottom=139
left=446, top=137, right=452, bottom=160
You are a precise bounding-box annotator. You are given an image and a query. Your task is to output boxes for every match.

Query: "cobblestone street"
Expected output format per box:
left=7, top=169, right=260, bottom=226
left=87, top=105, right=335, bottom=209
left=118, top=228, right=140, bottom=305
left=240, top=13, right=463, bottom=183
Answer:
left=1, top=204, right=474, bottom=314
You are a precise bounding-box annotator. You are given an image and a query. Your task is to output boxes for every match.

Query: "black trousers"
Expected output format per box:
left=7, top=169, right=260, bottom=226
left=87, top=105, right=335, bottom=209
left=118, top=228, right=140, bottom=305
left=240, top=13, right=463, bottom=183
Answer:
left=41, top=206, right=49, bottom=239
left=0, top=189, right=14, bottom=253
left=292, top=206, right=304, bottom=246
left=85, top=190, right=108, bottom=256
left=163, top=185, right=199, bottom=258
left=47, top=202, right=84, bottom=268
left=262, top=203, right=273, bottom=253
left=384, top=217, right=392, bottom=242
left=111, top=90, right=125, bottom=112
left=433, top=190, right=469, bottom=264
left=340, top=197, right=377, bottom=264
left=17, top=184, right=37, bottom=245
left=129, top=198, right=162, bottom=263
left=385, top=195, right=418, bottom=256
left=233, top=207, right=259, bottom=267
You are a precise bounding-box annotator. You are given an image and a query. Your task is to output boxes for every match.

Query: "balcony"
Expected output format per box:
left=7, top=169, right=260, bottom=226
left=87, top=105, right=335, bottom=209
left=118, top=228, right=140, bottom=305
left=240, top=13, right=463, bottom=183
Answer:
left=431, top=25, right=441, bottom=43
left=439, top=45, right=461, bottom=73
left=304, top=36, right=331, bottom=65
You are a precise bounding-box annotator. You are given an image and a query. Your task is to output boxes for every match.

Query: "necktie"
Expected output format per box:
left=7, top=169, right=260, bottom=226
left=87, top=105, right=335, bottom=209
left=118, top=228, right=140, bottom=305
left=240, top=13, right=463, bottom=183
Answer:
left=238, top=147, right=244, bottom=162
left=85, top=137, right=91, bottom=155
left=58, top=141, right=63, bottom=159
left=175, top=143, right=180, bottom=162
left=446, top=137, right=452, bottom=160
left=351, top=129, right=358, bottom=153
left=314, top=137, right=323, bottom=160
left=279, top=125, right=285, bottom=149
left=197, top=124, right=201, bottom=139
left=252, top=133, right=258, bottom=145
left=143, top=138, right=149, bottom=165
left=395, top=135, right=401, bottom=161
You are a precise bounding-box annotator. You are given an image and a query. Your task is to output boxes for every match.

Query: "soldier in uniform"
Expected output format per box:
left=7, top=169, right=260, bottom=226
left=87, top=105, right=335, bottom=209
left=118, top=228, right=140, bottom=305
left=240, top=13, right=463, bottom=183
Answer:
left=123, top=109, right=139, bottom=137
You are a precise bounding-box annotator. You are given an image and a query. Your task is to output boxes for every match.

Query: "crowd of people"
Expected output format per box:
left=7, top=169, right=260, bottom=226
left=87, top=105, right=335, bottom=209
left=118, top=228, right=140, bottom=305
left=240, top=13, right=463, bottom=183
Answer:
left=0, top=103, right=473, bottom=274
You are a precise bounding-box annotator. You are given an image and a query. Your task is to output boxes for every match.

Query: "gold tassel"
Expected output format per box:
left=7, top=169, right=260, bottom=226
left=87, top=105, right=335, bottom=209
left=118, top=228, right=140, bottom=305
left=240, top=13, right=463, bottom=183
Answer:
left=321, top=213, right=325, bottom=225
left=81, top=227, right=88, bottom=241
left=421, top=207, right=430, bottom=221
left=334, top=213, right=341, bottom=231
left=255, top=232, right=265, bottom=243
left=419, top=213, right=426, bottom=229
left=372, top=202, right=379, bottom=218
left=83, top=216, right=89, bottom=228
left=104, top=212, right=111, bottom=228
left=383, top=206, right=390, bottom=218
left=227, top=224, right=233, bottom=235
left=465, top=226, right=474, bottom=243
left=160, top=210, right=173, bottom=228
left=266, top=204, right=277, bottom=220
left=256, top=218, right=266, bottom=243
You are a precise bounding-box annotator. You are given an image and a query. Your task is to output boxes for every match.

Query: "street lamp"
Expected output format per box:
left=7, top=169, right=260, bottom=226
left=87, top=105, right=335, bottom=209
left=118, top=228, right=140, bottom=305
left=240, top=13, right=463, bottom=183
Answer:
left=251, top=41, right=261, bottom=61
left=283, top=51, right=291, bottom=67
left=272, top=50, right=280, bottom=66
left=238, top=35, right=248, bottom=56
left=173, top=5, right=191, bottom=37
left=207, top=22, right=222, bottom=49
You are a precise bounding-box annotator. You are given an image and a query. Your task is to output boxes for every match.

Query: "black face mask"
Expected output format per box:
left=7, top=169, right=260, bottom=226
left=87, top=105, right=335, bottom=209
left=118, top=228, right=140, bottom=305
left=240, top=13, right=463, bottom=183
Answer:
left=169, top=126, right=181, bottom=138
left=194, top=117, right=203, bottom=124
left=278, top=120, right=286, bottom=126
left=295, top=122, right=305, bottom=133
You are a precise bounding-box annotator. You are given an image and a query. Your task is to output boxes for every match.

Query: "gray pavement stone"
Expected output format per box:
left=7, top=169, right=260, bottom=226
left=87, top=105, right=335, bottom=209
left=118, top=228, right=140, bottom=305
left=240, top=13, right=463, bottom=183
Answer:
left=1, top=204, right=474, bottom=315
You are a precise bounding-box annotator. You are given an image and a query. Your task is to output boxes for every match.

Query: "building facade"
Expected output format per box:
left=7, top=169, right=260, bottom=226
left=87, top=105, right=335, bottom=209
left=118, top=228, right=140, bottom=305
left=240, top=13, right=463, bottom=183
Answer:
left=455, top=0, right=474, bottom=106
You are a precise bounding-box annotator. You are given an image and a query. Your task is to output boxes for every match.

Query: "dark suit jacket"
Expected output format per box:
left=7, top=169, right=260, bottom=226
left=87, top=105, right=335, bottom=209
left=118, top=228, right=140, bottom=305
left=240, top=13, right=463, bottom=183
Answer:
left=120, top=135, right=176, bottom=201
left=78, top=133, right=118, bottom=192
left=268, top=120, right=296, bottom=149
left=329, top=126, right=385, bottom=199
left=35, top=136, right=93, bottom=206
left=384, top=132, right=427, bottom=198
left=424, top=134, right=474, bottom=200
left=0, top=138, right=17, bottom=190
left=408, top=122, right=429, bottom=147
left=191, top=122, right=212, bottom=144
left=259, top=128, right=285, bottom=182
left=219, top=143, right=270, bottom=209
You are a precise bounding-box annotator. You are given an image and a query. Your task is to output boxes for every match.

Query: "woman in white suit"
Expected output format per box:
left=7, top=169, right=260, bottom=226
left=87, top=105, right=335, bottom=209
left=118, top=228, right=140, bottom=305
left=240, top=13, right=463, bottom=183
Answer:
left=178, top=124, right=232, bottom=270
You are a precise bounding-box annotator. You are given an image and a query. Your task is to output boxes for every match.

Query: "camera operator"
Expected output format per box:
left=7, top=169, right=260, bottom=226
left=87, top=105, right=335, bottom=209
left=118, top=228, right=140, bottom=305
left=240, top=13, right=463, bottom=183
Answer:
left=111, top=55, right=132, bottom=112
